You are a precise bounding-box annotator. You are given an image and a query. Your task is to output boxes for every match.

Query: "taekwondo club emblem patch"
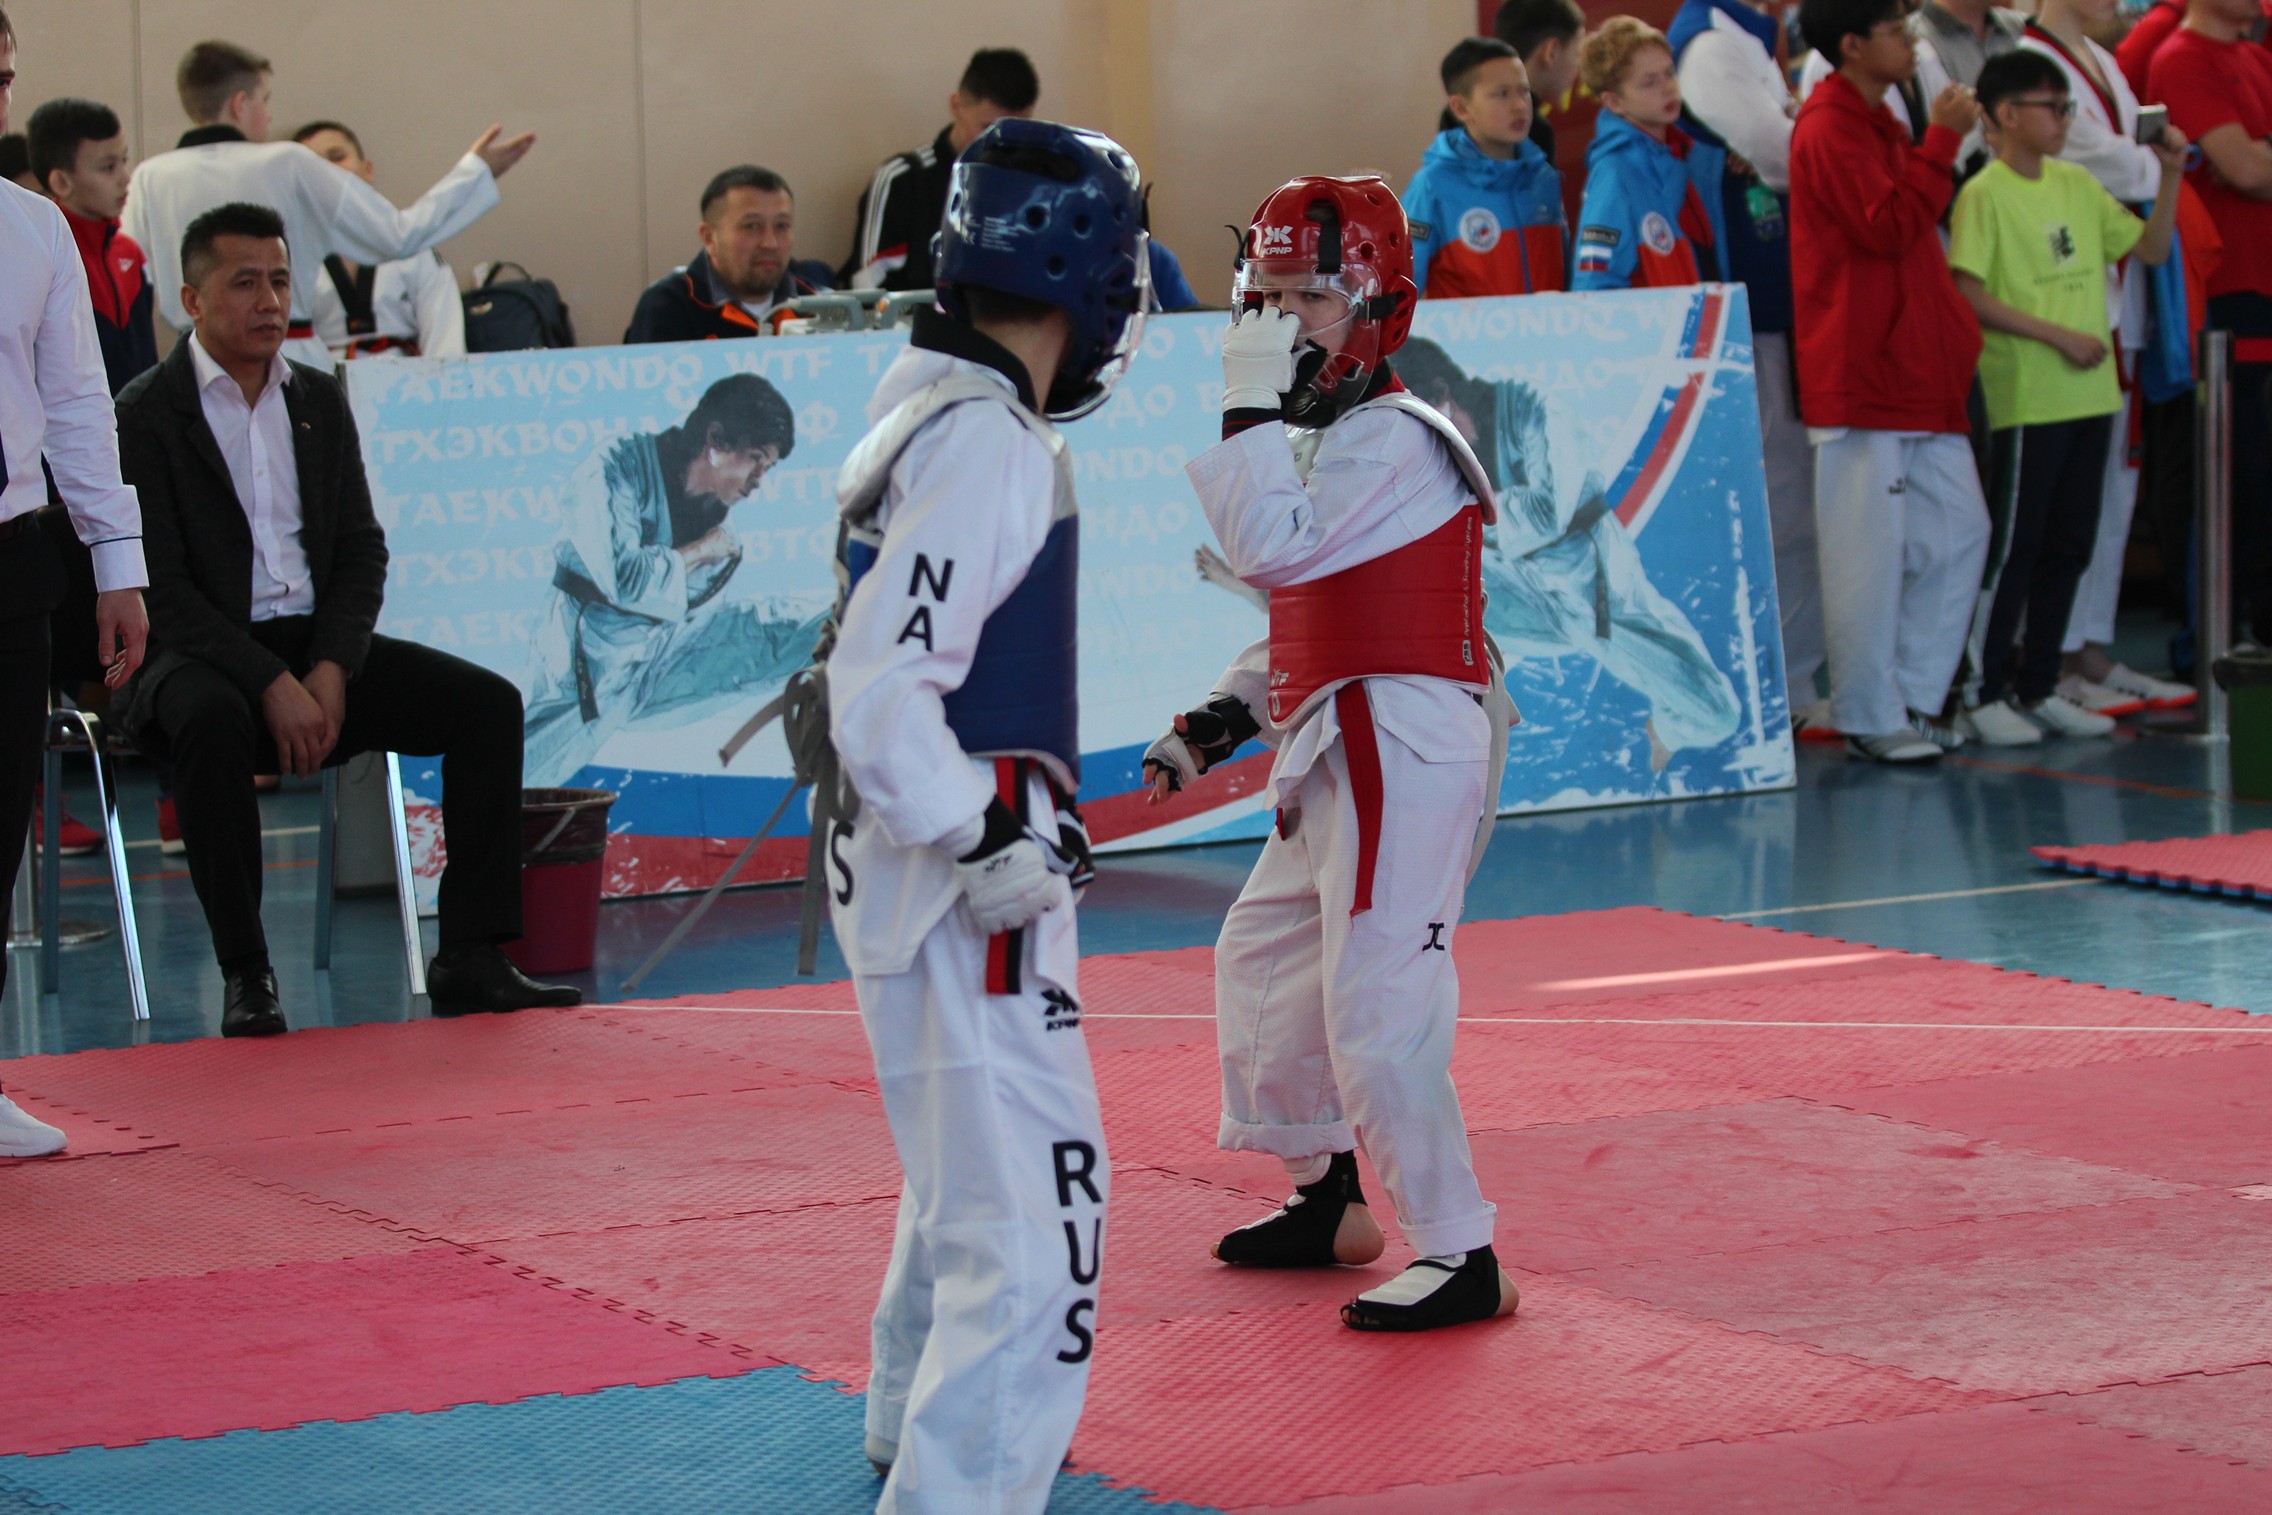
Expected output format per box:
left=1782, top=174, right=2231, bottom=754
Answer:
left=1457, top=207, right=1503, bottom=254
left=1639, top=211, right=1678, bottom=258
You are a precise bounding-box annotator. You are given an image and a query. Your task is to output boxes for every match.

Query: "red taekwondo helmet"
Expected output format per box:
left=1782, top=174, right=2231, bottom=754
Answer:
left=1234, top=175, right=1418, bottom=425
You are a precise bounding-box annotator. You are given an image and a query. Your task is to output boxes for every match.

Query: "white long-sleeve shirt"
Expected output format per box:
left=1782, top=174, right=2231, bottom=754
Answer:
left=124, top=135, right=497, bottom=367
left=0, top=181, right=145, bottom=592
left=1678, top=12, right=1797, bottom=192
left=309, top=251, right=468, bottom=360
left=1185, top=402, right=1492, bottom=801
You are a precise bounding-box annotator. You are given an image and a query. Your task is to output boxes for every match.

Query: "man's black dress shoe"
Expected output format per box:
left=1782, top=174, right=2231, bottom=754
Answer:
left=426, top=943, right=583, bottom=1018
left=222, top=965, right=289, bottom=1038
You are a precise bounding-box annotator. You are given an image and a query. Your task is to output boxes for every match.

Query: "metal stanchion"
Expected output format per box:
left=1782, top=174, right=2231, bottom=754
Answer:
left=2197, top=329, right=2233, bottom=743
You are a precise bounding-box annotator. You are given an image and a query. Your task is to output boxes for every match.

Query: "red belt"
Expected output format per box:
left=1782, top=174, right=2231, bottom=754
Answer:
left=286, top=320, right=316, bottom=339
left=1335, top=683, right=1385, bottom=917
left=2235, top=338, right=2272, bottom=365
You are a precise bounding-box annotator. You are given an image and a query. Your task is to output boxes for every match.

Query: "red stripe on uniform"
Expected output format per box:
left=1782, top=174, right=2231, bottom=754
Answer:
left=1335, top=683, right=1385, bottom=916
left=984, top=758, right=1021, bottom=996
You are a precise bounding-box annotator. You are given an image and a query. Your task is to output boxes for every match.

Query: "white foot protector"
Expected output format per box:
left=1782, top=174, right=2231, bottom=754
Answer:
left=0, top=1094, right=66, bottom=1158
left=1342, top=1247, right=1519, bottom=1332
left=864, top=1431, right=897, bottom=1476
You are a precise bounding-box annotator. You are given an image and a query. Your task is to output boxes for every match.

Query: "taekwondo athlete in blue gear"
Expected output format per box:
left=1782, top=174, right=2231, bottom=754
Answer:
left=1395, top=338, right=1741, bottom=766
left=821, top=117, right=1150, bottom=1515
left=521, top=374, right=820, bottom=787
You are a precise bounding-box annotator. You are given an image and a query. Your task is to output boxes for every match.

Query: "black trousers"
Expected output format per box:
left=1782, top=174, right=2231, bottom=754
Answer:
left=0, top=525, right=65, bottom=1048
left=148, top=623, right=526, bottom=969
left=1981, top=416, right=2113, bottom=704
left=2208, top=292, right=2272, bottom=643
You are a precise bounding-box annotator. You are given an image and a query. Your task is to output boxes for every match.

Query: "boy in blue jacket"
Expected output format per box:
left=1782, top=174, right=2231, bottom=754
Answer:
left=1573, top=18, right=1727, bottom=289
left=1406, top=37, right=1568, bottom=296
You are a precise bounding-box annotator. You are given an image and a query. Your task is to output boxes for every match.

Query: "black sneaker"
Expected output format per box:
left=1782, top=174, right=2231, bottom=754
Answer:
left=1213, top=1150, right=1386, bottom=1267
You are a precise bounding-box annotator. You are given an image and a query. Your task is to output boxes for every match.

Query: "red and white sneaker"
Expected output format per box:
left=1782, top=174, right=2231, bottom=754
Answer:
left=2056, top=674, right=2145, bottom=718
left=34, top=794, right=100, bottom=856
left=2100, top=663, right=2197, bottom=710
left=156, top=797, right=185, bottom=855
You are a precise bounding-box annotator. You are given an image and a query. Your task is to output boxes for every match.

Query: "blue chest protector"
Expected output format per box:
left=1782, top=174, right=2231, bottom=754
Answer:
left=835, top=374, right=1083, bottom=792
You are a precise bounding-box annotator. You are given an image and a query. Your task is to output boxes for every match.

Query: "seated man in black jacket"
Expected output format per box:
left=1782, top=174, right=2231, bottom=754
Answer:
left=115, top=202, right=579, bottom=1036
left=623, top=165, right=832, bottom=343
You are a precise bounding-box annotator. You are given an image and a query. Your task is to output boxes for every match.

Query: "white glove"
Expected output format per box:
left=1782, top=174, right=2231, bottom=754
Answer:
left=953, top=799, right=1072, bottom=934
left=1220, top=305, right=1302, bottom=412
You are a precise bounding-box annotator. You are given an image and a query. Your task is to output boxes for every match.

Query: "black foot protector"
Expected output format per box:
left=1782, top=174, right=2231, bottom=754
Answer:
left=1340, top=1245, right=1519, bottom=1332
left=1213, top=1151, right=1386, bottom=1267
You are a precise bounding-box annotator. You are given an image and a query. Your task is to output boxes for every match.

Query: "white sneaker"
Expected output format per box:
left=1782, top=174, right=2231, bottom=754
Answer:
left=2024, top=692, right=2118, bottom=737
left=1963, top=698, right=2045, bottom=747
left=1845, top=725, right=1943, bottom=764
left=2100, top=663, right=2197, bottom=709
left=2057, top=675, right=2143, bottom=717
left=0, top=1094, right=66, bottom=1158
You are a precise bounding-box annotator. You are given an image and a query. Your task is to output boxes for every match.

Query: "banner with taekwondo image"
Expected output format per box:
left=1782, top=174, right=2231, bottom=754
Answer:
left=348, top=286, right=1792, bottom=905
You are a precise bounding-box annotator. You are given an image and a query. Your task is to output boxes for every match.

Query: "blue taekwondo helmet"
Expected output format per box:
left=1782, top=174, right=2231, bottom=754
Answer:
left=933, top=118, right=1151, bottom=422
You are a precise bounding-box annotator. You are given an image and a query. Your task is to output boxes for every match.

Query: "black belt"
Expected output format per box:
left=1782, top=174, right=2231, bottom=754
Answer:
left=0, top=513, right=40, bottom=547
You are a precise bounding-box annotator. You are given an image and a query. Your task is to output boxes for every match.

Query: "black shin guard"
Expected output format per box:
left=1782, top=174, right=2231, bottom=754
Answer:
left=1214, top=1151, right=1368, bottom=1268
left=1340, top=1244, right=1516, bottom=1332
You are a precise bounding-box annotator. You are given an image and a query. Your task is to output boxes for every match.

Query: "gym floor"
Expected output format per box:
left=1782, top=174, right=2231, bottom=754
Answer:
left=6, top=615, right=2271, bottom=1513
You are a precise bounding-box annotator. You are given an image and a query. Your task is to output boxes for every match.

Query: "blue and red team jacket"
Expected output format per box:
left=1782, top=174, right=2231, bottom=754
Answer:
left=1404, top=127, right=1568, bottom=297
left=1572, top=110, right=1729, bottom=290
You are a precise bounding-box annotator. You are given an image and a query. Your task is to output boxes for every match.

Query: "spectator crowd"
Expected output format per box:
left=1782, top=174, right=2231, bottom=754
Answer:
left=0, top=0, right=2262, bottom=1142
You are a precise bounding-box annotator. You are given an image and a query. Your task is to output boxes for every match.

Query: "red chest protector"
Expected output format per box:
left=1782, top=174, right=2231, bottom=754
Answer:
left=1264, top=393, right=1500, bottom=725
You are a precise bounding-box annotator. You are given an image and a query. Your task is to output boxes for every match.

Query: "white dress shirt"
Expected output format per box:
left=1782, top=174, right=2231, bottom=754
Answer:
left=186, top=334, right=313, bottom=619
left=124, top=137, right=497, bottom=368
left=0, top=180, right=146, bottom=593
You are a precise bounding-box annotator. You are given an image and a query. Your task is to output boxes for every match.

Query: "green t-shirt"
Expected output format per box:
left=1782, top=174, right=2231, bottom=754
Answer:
left=1949, top=157, right=2144, bottom=430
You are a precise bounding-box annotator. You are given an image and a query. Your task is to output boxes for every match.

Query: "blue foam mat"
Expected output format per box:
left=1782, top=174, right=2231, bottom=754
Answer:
left=0, top=1368, right=1220, bottom=1515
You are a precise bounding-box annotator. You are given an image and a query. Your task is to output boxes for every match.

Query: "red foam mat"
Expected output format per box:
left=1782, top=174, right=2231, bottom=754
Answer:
left=487, top=1169, right=1297, bottom=1394
left=1838, top=1042, right=2272, bottom=1189
left=1071, top=1279, right=1983, bottom=1508
left=1587, top=1190, right=2272, bottom=1396
left=210, top=1082, right=903, bottom=1244
left=2048, top=1364, right=2272, bottom=1468
left=0, top=1150, right=428, bottom=1297
left=0, top=1088, right=170, bottom=1161
left=2035, top=829, right=2272, bottom=902
left=1469, top=1097, right=2187, bottom=1277
left=1229, top=1402, right=2272, bottom=1513
left=0, top=1248, right=752, bottom=1457
left=9, top=904, right=2271, bottom=1506
left=1, top=1008, right=811, bottom=1149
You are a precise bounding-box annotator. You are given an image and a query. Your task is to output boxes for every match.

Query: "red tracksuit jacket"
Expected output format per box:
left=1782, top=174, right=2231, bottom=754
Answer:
left=1788, top=71, right=1980, bottom=435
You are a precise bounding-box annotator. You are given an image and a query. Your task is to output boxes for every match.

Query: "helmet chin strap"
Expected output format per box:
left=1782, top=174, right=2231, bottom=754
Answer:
left=1284, top=343, right=1371, bottom=427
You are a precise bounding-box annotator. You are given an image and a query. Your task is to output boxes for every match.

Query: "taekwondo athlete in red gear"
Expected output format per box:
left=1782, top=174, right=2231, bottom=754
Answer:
left=1143, top=177, right=1521, bottom=1334
left=823, top=118, right=1150, bottom=1512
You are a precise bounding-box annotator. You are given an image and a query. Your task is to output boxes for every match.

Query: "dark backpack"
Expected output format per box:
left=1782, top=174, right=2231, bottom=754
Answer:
left=463, top=262, right=576, bottom=351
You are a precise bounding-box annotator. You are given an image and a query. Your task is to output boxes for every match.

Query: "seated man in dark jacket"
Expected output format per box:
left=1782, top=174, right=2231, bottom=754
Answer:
left=115, top=202, right=579, bottom=1036
left=623, top=165, right=832, bottom=343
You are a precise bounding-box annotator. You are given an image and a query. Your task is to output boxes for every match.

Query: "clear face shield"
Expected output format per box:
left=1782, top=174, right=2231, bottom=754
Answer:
left=1231, top=258, right=1384, bottom=421
left=1047, top=230, right=1153, bottom=422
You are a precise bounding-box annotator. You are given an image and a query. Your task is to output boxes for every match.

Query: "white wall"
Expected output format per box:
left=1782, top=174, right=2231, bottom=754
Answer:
left=9, top=0, right=1471, bottom=343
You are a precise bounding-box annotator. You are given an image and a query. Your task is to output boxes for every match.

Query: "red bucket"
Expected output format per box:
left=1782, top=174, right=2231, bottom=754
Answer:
left=502, top=787, right=616, bottom=976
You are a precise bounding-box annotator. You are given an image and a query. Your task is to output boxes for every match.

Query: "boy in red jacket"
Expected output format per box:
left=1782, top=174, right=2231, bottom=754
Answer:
left=1791, top=0, right=1990, bottom=763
